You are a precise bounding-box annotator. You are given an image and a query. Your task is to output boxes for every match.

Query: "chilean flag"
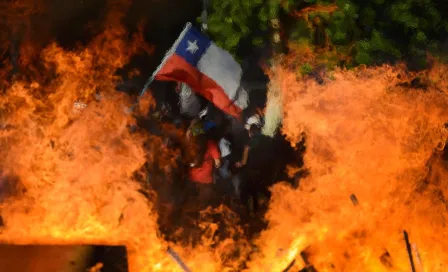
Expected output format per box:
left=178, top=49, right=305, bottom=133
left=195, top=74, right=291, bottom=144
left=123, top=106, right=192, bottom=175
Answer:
left=153, top=23, right=248, bottom=119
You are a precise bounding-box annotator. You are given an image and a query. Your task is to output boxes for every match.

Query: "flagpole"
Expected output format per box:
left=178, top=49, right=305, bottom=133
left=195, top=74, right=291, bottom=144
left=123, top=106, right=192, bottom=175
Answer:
left=128, top=73, right=156, bottom=111
left=176, top=0, right=209, bottom=116
left=128, top=23, right=192, bottom=112
left=200, top=0, right=209, bottom=34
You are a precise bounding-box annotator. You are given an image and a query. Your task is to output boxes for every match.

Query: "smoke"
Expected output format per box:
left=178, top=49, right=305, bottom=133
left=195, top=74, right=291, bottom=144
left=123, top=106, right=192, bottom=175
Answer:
left=262, top=64, right=283, bottom=138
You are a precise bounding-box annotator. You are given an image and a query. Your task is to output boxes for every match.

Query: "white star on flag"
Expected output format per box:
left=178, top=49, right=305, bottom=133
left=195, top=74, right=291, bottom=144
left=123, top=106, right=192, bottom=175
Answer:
left=186, top=40, right=199, bottom=54
left=151, top=22, right=249, bottom=118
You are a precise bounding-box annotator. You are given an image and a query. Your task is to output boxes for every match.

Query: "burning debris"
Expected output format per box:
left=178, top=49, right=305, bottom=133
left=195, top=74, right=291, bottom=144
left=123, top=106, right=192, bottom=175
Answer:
left=246, top=62, right=448, bottom=271
left=404, top=231, right=416, bottom=272
left=379, top=251, right=393, bottom=268
left=412, top=243, right=424, bottom=272
left=88, top=262, right=104, bottom=272
left=0, top=1, right=447, bottom=272
left=167, top=247, right=192, bottom=272
left=299, top=250, right=317, bottom=272
left=349, top=194, right=358, bottom=206
left=73, top=100, right=87, bottom=110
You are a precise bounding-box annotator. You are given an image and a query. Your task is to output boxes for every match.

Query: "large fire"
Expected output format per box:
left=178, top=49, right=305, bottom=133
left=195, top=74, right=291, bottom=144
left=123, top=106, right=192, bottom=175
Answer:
left=247, top=61, right=448, bottom=271
left=1, top=1, right=447, bottom=272
left=0, top=1, right=251, bottom=271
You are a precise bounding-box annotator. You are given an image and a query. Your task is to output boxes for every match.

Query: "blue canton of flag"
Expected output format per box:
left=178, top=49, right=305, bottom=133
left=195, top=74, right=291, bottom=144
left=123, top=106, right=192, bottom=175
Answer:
left=153, top=22, right=248, bottom=119
left=174, top=27, right=211, bottom=67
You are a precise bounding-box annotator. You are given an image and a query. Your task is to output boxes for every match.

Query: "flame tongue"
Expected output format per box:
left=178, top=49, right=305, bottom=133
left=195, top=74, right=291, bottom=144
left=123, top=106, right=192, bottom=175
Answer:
left=247, top=62, right=448, bottom=271
left=0, top=2, right=250, bottom=270
left=0, top=2, right=177, bottom=271
left=1, top=1, right=448, bottom=271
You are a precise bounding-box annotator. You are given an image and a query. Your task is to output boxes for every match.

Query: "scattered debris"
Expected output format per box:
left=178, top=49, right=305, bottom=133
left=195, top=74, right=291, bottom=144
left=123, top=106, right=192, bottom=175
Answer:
left=167, top=247, right=192, bottom=272
left=350, top=194, right=359, bottom=206
left=379, top=251, right=393, bottom=268
left=403, top=231, right=416, bottom=272
left=73, top=101, right=87, bottom=110
left=118, top=212, right=124, bottom=225
left=282, top=259, right=295, bottom=272
left=87, top=262, right=103, bottom=272
left=95, top=92, right=102, bottom=101
left=412, top=243, right=424, bottom=272
left=300, top=250, right=317, bottom=272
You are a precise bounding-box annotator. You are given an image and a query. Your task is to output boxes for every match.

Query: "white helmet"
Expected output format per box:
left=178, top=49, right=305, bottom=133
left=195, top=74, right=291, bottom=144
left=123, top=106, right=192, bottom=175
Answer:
left=245, top=114, right=262, bottom=130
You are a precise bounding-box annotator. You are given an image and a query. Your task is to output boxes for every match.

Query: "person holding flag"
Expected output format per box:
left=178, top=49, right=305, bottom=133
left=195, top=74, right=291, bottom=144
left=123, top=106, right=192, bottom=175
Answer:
left=136, top=22, right=248, bottom=120
left=134, top=22, right=251, bottom=212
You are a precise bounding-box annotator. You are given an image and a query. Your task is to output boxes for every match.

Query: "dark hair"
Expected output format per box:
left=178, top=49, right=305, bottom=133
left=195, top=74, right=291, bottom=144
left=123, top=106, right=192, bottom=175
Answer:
left=249, top=124, right=261, bottom=135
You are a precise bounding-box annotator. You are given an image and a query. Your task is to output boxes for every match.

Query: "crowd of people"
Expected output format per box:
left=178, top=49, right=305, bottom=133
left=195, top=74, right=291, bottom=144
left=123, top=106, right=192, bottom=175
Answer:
left=136, top=88, right=303, bottom=240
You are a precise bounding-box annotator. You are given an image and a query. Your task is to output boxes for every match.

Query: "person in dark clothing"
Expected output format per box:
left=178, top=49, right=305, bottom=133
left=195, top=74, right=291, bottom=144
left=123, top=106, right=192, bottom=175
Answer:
left=235, top=124, right=273, bottom=215
left=236, top=125, right=271, bottom=169
left=213, top=133, right=235, bottom=198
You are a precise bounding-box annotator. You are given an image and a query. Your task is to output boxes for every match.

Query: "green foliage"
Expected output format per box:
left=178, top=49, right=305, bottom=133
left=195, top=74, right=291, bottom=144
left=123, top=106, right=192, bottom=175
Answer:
left=204, top=0, right=448, bottom=69
left=300, top=63, right=313, bottom=74
left=204, top=0, right=283, bottom=54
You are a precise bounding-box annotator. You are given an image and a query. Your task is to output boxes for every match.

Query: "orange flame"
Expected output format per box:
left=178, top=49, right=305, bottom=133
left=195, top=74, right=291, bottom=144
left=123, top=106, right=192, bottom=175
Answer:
left=247, top=59, right=448, bottom=271
left=0, top=2, right=172, bottom=271
left=0, top=1, right=252, bottom=271
left=1, top=1, right=448, bottom=271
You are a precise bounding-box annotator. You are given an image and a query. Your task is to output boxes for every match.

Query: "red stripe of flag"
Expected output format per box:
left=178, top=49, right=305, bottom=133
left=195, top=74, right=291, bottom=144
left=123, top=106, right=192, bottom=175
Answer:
left=155, top=54, right=242, bottom=119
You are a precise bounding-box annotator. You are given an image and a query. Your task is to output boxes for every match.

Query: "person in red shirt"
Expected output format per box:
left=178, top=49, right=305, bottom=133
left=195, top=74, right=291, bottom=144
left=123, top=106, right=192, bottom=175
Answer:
left=187, top=140, right=221, bottom=209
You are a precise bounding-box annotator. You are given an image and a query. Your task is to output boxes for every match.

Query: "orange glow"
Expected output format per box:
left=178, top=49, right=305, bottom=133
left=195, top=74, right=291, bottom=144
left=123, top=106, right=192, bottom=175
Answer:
left=0, top=2, right=251, bottom=271
left=1, top=1, right=447, bottom=271
left=247, top=59, right=448, bottom=271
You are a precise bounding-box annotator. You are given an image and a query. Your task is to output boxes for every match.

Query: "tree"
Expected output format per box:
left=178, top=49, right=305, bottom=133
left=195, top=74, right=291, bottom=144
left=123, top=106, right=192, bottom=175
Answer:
left=204, top=0, right=448, bottom=69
